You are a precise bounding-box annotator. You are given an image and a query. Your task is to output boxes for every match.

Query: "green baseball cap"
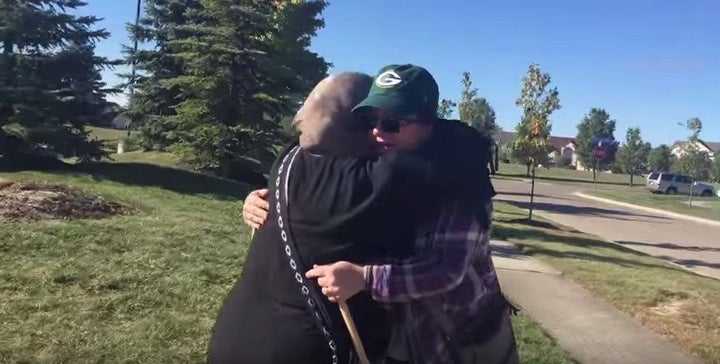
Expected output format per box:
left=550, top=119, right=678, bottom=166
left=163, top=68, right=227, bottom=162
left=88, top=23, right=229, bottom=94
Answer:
left=352, top=64, right=440, bottom=118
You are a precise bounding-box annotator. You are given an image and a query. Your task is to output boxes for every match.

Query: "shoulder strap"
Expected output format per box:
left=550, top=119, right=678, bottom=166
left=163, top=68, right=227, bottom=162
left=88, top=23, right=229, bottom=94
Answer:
left=274, top=145, right=355, bottom=364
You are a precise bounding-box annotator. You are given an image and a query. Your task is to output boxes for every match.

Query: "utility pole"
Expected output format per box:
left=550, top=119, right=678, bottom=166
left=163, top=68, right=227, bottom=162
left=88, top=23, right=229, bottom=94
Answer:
left=127, top=0, right=142, bottom=136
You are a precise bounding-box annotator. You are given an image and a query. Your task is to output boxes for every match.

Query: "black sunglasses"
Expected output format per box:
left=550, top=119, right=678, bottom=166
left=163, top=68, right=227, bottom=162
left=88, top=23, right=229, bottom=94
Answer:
left=354, top=113, right=419, bottom=133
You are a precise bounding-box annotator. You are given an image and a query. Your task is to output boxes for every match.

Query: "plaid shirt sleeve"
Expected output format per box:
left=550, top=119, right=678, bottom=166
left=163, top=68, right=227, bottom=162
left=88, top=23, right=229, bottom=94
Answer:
left=365, top=202, right=486, bottom=302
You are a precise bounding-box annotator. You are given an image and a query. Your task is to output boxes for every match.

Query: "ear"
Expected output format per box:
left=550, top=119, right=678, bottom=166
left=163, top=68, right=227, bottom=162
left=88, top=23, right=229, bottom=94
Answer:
left=297, top=103, right=332, bottom=150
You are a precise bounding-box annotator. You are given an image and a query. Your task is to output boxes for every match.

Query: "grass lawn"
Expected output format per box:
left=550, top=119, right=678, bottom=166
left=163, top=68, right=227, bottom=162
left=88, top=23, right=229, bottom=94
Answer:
left=585, top=188, right=720, bottom=222
left=497, top=162, right=636, bottom=186
left=0, top=158, right=572, bottom=363
left=492, top=203, right=720, bottom=364
left=108, top=151, right=182, bottom=168
left=86, top=126, right=138, bottom=143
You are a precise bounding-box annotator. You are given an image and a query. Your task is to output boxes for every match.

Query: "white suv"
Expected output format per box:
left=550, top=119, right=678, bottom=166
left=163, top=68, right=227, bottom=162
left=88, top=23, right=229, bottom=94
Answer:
left=646, top=172, right=716, bottom=197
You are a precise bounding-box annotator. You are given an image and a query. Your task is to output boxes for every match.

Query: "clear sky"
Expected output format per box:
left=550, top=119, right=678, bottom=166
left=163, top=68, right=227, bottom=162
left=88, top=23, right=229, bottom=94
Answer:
left=83, top=0, right=719, bottom=146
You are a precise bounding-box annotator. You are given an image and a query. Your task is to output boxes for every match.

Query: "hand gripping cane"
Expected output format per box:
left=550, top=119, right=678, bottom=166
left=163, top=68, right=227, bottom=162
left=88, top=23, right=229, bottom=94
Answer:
left=251, top=229, right=370, bottom=364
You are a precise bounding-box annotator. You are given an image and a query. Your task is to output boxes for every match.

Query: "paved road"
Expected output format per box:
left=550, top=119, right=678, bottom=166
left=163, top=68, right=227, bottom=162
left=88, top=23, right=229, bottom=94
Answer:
left=492, top=178, right=720, bottom=280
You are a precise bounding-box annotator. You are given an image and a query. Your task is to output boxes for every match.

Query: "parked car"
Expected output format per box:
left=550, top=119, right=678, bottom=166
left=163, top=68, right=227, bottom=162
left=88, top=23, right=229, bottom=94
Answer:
left=646, top=172, right=716, bottom=196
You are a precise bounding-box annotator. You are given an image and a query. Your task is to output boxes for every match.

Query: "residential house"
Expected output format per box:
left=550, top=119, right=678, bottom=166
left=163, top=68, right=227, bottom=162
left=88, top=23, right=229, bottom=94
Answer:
left=494, top=130, right=579, bottom=168
left=671, top=139, right=719, bottom=160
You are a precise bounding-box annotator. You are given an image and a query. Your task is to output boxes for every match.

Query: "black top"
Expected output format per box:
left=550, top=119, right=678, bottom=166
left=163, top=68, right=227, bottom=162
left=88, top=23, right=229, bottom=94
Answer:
left=208, top=143, right=433, bottom=364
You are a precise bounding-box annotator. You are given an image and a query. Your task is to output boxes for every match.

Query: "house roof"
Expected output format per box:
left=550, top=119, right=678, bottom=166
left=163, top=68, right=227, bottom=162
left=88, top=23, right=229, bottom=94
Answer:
left=548, top=136, right=576, bottom=152
left=672, top=139, right=720, bottom=153
left=493, top=130, right=576, bottom=151
left=702, top=141, right=720, bottom=153
left=494, top=130, right=516, bottom=145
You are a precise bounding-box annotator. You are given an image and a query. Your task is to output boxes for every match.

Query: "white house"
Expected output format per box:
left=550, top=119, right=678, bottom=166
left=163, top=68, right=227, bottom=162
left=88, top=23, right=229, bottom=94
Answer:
left=494, top=130, right=579, bottom=168
left=671, top=139, right=719, bottom=160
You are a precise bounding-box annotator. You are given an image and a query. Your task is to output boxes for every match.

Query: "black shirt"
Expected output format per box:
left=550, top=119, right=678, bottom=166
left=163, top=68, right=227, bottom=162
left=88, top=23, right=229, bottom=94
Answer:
left=208, top=143, right=433, bottom=364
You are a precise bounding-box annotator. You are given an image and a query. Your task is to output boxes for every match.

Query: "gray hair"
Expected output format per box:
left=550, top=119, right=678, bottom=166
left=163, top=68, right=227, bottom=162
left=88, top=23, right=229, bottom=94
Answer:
left=293, top=72, right=377, bottom=157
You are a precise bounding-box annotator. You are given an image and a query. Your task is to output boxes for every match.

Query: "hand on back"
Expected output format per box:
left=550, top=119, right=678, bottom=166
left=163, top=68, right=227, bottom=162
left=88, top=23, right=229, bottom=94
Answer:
left=243, top=189, right=270, bottom=229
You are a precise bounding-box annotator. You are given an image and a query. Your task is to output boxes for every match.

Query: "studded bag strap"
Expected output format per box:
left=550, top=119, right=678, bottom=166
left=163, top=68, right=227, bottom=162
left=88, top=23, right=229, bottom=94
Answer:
left=274, top=145, right=355, bottom=364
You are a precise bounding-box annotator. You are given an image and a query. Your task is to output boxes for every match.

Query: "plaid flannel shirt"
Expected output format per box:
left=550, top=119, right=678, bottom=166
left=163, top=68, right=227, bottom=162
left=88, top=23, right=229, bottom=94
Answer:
left=365, top=201, right=502, bottom=364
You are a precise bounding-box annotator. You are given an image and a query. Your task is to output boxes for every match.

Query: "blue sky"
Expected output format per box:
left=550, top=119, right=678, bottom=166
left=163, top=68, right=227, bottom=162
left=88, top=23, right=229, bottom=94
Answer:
left=83, top=0, right=719, bottom=146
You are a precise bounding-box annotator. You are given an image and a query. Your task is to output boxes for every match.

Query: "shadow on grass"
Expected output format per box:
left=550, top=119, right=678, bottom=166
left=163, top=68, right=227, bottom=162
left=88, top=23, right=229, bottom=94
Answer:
left=4, top=161, right=257, bottom=201
left=496, top=173, right=630, bottom=187
left=617, top=240, right=720, bottom=253
left=492, top=224, right=691, bottom=272
left=616, top=241, right=720, bottom=271
left=494, top=190, right=554, bottom=199
left=495, top=198, right=670, bottom=222
left=657, top=257, right=720, bottom=270
left=505, top=218, right=564, bottom=231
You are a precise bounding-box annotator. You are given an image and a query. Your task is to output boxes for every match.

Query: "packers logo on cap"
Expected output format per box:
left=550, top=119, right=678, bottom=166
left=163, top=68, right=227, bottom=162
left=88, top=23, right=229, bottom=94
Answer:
left=375, top=70, right=402, bottom=88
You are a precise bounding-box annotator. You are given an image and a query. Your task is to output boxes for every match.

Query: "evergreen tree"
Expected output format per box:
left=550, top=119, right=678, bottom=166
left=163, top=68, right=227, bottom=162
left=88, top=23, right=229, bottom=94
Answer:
left=1, top=0, right=119, bottom=162
left=161, top=0, right=328, bottom=177
left=123, top=0, right=203, bottom=150
left=457, top=72, right=498, bottom=138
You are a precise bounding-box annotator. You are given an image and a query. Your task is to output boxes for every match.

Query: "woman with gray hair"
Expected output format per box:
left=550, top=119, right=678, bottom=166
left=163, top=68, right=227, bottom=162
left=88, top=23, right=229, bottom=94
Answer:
left=207, top=72, right=435, bottom=364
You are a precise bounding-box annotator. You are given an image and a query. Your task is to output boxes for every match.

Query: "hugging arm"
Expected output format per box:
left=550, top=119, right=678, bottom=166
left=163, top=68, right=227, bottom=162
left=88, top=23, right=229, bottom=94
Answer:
left=242, top=188, right=270, bottom=229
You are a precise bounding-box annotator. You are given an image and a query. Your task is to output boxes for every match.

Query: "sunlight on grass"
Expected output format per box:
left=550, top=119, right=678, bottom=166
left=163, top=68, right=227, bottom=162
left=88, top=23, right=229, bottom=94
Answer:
left=498, top=163, right=635, bottom=186
left=586, top=189, right=720, bottom=222
left=86, top=126, right=138, bottom=142
left=0, top=163, right=573, bottom=363
left=513, top=315, right=576, bottom=364
left=109, top=151, right=182, bottom=168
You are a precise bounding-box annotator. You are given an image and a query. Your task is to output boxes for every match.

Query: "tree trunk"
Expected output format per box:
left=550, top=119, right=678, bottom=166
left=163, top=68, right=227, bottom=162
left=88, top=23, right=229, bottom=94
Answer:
left=526, top=163, right=531, bottom=177
left=1, top=35, right=15, bottom=126
left=593, top=159, right=599, bottom=182
left=529, top=165, right=536, bottom=220
left=630, top=174, right=634, bottom=187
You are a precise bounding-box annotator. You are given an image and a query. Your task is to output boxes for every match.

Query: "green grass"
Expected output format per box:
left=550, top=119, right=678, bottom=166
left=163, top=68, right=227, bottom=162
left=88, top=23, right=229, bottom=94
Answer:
left=86, top=126, right=138, bottom=143
left=108, top=151, right=182, bottom=168
left=0, top=161, right=572, bottom=363
left=513, top=315, right=576, bottom=363
left=492, top=203, right=720, bottom=363
left=585, top=188, right=720, bottom=222
left=497, top=162, right=636, bottom=186
left=0, top=164, right=253, bottom=363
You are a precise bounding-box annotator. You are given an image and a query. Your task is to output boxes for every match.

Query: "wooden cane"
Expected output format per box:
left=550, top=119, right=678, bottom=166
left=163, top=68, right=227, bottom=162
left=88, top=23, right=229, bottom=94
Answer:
left=339, top=301, right=370, bottom=364
left=252, top=228, right=369, bottom=364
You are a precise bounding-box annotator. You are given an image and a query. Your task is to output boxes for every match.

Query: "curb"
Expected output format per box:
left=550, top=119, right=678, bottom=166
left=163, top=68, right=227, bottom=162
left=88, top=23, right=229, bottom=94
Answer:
left=574, top=192, right=720, bottom=228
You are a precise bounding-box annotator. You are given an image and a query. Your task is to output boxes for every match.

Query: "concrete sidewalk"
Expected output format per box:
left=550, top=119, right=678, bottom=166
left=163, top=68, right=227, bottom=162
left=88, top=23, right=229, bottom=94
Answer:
left=490, top=240, right=702, bottom=364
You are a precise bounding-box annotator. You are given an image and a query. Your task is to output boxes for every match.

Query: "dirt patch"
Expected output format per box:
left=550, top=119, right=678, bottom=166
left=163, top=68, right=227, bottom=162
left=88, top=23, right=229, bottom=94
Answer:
left=682, top=200, right=712, bottom=209
left=648, top=299, right=687, bottom=317
left=0, top=179, right=124, bottom=222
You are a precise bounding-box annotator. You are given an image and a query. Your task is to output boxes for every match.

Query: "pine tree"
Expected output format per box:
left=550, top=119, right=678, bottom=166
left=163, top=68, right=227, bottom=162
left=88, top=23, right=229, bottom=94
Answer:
left=123, top=0, right=203, bottom=150
left=162, top=0, right=328, bottom=177
left=457, top=72, right=498, bottom=138
left=1, top=0, right=119, bottom=163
